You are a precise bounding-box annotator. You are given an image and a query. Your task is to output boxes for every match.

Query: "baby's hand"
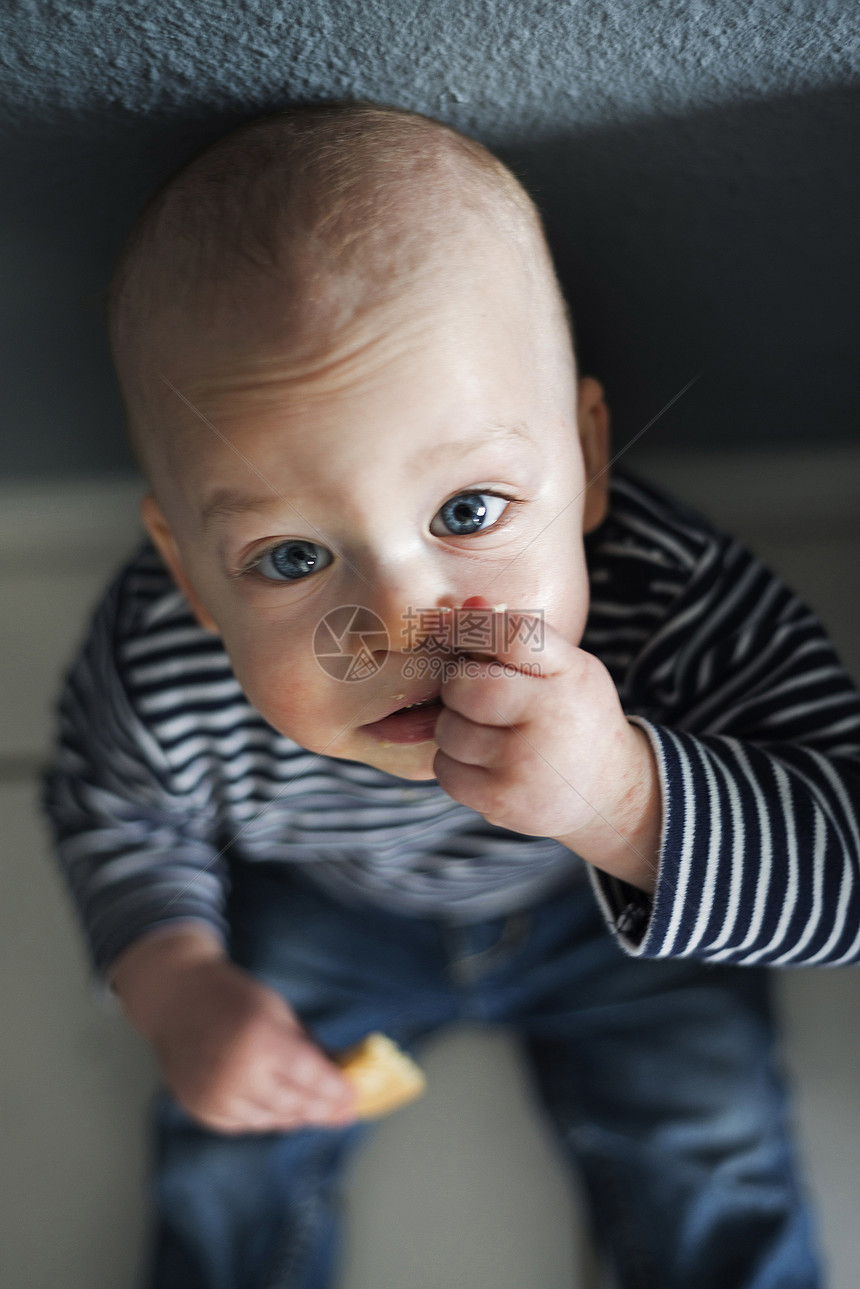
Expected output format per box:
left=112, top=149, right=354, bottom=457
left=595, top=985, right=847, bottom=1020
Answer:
left=432, top=595, right=662, bottom=891
left=147, top=956, right=357, bottom=1135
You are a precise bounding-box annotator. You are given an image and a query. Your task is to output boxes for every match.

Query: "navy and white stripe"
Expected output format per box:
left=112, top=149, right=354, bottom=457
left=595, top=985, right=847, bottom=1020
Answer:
left=585, top=472, right=860, bottom=965
left=41, top=466, right=860, bottom=1008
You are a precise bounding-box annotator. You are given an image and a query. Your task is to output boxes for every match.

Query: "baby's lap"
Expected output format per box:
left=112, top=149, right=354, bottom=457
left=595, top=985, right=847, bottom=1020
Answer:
left=225, top=857, right=451, bottom=990
left=223, top=857, right=775, bottom=1055
left=224, top=858, right=455, bottom=1045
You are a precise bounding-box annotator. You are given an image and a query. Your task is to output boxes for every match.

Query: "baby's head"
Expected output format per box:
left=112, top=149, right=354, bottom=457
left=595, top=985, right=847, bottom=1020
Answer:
left=108, top=101, right=610, bottom=782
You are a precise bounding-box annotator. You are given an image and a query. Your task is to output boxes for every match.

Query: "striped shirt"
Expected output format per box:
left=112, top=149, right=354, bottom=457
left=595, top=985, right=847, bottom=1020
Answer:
left=41, top=467, right=860, bottom=1010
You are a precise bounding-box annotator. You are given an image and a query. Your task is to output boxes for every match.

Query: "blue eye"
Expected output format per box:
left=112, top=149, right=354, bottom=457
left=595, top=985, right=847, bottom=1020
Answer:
left=244, top=490, right=514, bottom=583
left=253, top=540, right=333, bottom=582
left=431, top=491, right=510, bottom=537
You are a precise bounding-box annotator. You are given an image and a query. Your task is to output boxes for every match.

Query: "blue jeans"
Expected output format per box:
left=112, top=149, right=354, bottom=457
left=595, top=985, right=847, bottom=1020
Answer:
left=139, top=859, right=821, bottom=1289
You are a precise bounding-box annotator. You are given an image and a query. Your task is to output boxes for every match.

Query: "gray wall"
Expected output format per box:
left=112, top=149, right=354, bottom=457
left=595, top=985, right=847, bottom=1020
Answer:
left=1, top=0, right=858, bottom=479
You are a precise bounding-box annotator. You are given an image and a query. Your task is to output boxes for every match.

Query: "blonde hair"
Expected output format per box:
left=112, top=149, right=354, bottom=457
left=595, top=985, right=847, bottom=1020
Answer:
left=107, top=100, right=571, bottom=474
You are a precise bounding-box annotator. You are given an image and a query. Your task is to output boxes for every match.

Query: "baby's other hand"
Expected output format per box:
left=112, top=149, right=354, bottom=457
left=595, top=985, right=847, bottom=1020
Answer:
left=146, top=956, right=357, bottom=1135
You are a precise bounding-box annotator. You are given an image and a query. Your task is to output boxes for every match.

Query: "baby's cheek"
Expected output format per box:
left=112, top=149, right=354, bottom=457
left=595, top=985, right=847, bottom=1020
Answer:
left=264, top=676, right=329, bottom=751
left=550, top=558, right=591, bottom=647
left=220, top=621, right=339, bottom=749
left=223, top=634, right=290, bottom=718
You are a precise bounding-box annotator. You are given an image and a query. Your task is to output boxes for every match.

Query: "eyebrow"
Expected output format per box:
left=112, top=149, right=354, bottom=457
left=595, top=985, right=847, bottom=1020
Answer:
left=200, top=421, right=535, bottom=532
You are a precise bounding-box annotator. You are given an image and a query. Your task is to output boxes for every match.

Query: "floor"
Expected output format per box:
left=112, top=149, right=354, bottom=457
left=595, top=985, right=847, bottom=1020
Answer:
left=1, top=447, right=859, bottom=1288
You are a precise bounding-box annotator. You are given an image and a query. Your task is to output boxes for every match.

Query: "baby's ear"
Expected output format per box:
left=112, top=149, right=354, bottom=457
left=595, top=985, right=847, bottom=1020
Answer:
left=577, top=377, right=610, bottom=533
left=140, top=493, right=220, bottom=635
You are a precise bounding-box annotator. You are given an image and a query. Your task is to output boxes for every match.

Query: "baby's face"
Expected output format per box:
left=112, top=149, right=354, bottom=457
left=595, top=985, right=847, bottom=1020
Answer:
left=141, top=252, right=609, bottom=782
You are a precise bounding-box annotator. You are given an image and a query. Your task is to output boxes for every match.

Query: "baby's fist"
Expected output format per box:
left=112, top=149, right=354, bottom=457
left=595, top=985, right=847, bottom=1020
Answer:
left=149, top=956, right=356, bottom=1135
left=433, top=595, right=661, bottom=889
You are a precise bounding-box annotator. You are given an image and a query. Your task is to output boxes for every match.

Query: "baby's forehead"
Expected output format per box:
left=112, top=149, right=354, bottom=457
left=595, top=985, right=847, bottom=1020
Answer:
left=147, top=218, right=541, bottom=399
left=148, top=281, right=551, bottom=488
left=113, top=115, right=569, bottom=486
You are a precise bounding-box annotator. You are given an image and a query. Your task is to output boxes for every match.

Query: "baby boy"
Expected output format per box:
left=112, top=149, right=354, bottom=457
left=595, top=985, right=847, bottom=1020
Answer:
left=43, top=101, right=860, bottom=1288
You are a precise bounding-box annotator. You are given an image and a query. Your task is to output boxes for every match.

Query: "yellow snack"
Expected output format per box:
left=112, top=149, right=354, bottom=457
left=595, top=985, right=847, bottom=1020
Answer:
left=335, top=1032, right=427, bottom=1119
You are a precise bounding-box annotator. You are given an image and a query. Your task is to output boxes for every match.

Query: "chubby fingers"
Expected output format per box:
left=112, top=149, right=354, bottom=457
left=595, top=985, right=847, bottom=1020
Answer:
left=212, top=1044, right=357, bottom=1135
left=267, top=1047, right=357, bottom=1129
left=439, top=594, right=570, bottom=728
left=433, top=703, right=511, bottom=768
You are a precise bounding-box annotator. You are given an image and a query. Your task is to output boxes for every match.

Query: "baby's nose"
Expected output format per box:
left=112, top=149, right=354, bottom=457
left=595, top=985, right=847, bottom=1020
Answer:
left=369, top=577, right=455, bottom=656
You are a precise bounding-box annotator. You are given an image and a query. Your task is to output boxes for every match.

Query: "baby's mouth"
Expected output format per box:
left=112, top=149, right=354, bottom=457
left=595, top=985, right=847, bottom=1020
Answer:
left=361, top=690, right=444, bottom=744
left=387, top=690, right=442, bottom=717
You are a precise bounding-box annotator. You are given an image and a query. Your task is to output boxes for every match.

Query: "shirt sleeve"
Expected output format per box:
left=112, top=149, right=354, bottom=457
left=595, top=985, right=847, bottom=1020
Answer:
left=588, top=532, right=860, bottom=966
left=40, top=571, right=231, bottom=1013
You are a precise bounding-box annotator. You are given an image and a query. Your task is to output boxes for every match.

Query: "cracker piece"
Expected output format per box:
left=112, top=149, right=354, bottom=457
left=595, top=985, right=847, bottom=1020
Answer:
left=336, top=1032, right=427, bottom=1119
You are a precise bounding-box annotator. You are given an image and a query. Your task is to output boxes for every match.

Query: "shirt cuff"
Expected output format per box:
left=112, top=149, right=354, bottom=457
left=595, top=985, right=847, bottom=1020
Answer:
left=585, top=715, right=674, bottom=956
left=92, top=915, right=230, bottom=1016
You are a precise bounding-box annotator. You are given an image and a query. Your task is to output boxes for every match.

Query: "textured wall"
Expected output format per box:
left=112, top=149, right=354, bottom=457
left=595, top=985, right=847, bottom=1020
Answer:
left=1, top=0, right=858, bottom=477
